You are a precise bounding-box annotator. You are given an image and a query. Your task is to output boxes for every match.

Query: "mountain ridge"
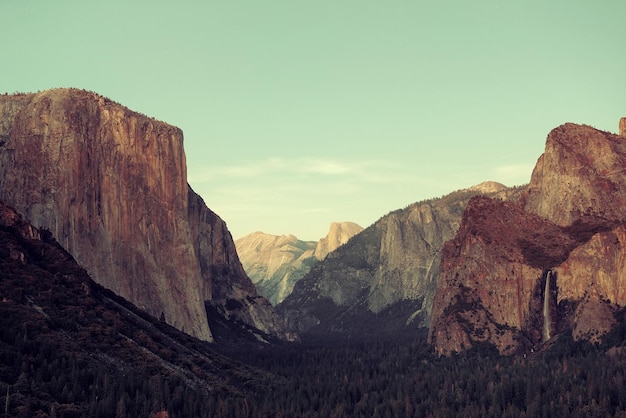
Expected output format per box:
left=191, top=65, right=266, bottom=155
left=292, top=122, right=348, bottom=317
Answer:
left=236, top=221, right=363, bottom=305
left=278, top=182, right=520, bottom=339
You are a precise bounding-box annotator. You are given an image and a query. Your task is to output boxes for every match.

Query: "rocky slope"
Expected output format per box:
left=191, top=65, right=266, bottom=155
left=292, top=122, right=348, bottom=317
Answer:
left=236, top=222, right=363, bottom=305
left=429, top=123, right=626, bottom=355
left=0, top=89, right=293, bottom=343
left=278, top=182, right=520, bottom=339
left=0, top=200, right=273, bottom=416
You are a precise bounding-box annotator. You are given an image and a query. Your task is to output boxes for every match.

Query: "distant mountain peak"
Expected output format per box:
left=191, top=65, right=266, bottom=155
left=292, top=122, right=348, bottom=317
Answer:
left=314, top=221, right=364, bottom=260
left=236, top=221, right=363, bottom=305
left=467, top=181, right=508, bottom=194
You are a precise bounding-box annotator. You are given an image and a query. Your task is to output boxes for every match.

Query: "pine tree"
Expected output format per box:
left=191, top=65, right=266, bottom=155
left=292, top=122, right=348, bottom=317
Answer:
left=116, top=397, right=127, bottom=418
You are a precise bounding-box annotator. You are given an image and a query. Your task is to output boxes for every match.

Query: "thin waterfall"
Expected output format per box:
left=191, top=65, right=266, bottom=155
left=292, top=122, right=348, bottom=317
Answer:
left=542, top=271, right=552, bottom=342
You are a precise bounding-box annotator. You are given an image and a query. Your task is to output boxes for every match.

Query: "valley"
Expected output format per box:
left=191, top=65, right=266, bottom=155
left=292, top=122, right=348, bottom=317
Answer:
left=2, top=89, right=626, bottom=416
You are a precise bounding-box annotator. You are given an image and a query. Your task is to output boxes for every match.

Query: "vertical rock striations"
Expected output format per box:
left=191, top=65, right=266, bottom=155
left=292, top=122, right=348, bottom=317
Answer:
left=523, top=123, right=626, bottom=227
left=523, top=124, right=626, bottom=345
left=428, top=196, right=580, bottom=355
left=430, top=123, right=626, bottom=355
left=0, top=89, right=293, bottom=342
left=279, top=182, right=518, bottom=338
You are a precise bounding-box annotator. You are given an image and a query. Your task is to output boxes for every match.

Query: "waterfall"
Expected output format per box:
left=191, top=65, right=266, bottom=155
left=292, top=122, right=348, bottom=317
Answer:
left=542, top=271, right=552, bottom=342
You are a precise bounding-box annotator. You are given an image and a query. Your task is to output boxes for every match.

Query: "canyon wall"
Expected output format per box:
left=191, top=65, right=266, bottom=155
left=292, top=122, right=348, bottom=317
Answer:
left=279, top=182, right=518, bottom=338
left=0, top=89, right=292, bottom=342
left=430, top=123, right=626, bottom=355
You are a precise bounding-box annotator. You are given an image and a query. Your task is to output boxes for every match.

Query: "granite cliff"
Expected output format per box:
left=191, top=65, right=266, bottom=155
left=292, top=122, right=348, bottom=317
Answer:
left=0, top=88, right=293, bottom=343
left=279, top=182, right=519, bottom=339
left=430, top=122, right=626, bottom=355
left=235, top=222, right=362, bottom=305
left=314, top=222, right=364, bottom=260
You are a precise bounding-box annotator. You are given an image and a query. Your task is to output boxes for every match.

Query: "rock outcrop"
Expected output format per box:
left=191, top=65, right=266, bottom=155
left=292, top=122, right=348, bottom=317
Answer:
left=428, top=196, right=604, bottom=355
left=523, top=123, right=626, bottom=227
left=0, top=89, right=293, bottom=342
left=279, top=182, right=519, bottom=339
left=314, top=222, right=364, bottom=260
left=235, top=221, right=363, bottom=305
left=430, top=123, right=626, bottom=355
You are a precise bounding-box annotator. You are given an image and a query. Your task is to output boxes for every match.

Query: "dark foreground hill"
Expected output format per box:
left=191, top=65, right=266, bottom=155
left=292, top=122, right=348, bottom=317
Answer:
left=0, top=200, right=276, bottom=417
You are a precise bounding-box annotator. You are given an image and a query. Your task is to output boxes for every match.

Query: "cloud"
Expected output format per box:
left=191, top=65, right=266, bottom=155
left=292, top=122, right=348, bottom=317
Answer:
left=188, top=157, right=418, bottom=230
left=492, top=163, right=535, bottom=185
left=300, top=159, right=353, bottom=175
left=190, top=156, right=536, bottom=240
left=189, top=157, right=394, bottom=184
left=300, top=207, right=331, bottom=214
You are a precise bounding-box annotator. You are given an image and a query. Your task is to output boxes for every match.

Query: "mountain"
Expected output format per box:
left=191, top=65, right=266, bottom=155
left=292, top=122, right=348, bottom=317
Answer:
left=314, top=222, right=364, bottom=260
left=235, top=232, right=317, bottom=306
left=0, top=200, right=276, bottom=416
left=429, top=122, right=626, bottom=355
left=0, top=89, right=293, bottom=343
left=235, top=222, right=363, bottom=305
left=278, top=182, right=520, bottom=340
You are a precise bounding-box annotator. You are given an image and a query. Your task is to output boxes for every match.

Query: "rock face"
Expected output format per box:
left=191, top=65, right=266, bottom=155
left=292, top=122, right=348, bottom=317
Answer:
left=524, top=123, right=626, bottom=227
left=235, top=232, right=317, bottom=305
left=279, top=182, right=518, bottom=339
left=0, top=89, right=293, bottom=342
left=235, top=222, right=363, bottom=305
left=428, top=196, right=605, bottom=355
left=314, top=222, right=364, bottom=260
left=430, top=123, right=626, bottom=355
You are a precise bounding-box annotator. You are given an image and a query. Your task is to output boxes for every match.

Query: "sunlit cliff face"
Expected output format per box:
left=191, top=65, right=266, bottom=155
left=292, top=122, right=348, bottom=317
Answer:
left=0, top=89, right=295, bottom=343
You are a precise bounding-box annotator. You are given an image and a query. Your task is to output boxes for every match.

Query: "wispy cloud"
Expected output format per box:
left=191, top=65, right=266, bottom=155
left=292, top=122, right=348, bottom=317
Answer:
left=188, top=157, right=424, bottom=238
left=300, top=159, right=354, bottom=175
left=188, top=157, right=402, bottom=184
left=492, top=163, right=535, bottom=185
left=189, top=156, right=530, bottom=239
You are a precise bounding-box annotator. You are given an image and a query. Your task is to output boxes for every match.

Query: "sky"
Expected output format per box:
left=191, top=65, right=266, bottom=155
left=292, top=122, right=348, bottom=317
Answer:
left=2, top=1, right=625, bottom=241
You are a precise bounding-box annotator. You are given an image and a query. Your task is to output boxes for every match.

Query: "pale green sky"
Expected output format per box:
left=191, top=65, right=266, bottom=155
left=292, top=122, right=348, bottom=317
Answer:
left=2, top=1, right=625, bottom=240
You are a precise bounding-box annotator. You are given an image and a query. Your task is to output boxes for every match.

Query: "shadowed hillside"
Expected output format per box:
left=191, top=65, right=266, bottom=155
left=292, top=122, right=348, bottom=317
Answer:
left=0, top=200, right=277, bottom=417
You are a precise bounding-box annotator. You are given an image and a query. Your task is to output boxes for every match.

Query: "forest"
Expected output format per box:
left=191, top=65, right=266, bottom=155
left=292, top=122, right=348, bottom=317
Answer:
left=3, top=200, right=626, bottom=417
left=225, top=332, right=626, bottom=418
left=4, top=325, right=626, bottom=417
